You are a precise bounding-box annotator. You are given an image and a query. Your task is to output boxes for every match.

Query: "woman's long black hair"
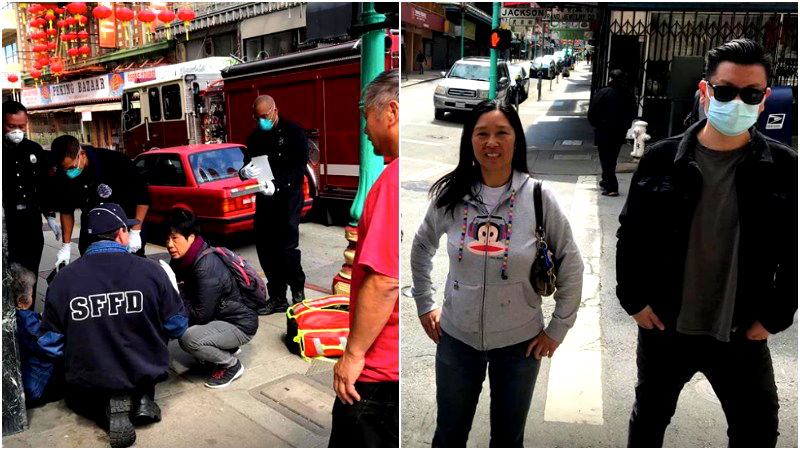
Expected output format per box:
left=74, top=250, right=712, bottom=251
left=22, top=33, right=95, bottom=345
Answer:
left=429, top=99, right=530, bottom=215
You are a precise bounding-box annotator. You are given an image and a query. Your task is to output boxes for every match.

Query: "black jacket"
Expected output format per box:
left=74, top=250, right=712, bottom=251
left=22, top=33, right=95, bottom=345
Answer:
left=241, top=118, right=308, bottom=195
left=616, top=120, right=798, bottom=334
left=2, top=137, right=55, bottom=216
left=588, top=81, right=638, bottom=141
left=175, top=242, right=258, bottom=336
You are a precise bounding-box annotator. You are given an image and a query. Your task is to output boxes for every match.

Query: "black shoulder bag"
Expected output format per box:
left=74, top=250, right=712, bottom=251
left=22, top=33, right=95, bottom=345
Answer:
left=530, top=180, right=557, bottom=296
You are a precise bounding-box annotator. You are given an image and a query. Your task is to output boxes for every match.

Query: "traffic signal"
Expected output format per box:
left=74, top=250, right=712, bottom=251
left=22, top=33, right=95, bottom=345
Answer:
left=490, top=28, right=512, bottom=51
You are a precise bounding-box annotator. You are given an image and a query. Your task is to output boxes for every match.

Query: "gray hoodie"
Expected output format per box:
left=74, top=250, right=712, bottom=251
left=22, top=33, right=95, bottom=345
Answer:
left=411, top=171, right=583, bottom=351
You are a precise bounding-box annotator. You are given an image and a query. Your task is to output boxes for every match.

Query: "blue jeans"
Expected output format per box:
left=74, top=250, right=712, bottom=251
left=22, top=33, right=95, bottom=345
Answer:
left=433, top=332, right=541, bottom=448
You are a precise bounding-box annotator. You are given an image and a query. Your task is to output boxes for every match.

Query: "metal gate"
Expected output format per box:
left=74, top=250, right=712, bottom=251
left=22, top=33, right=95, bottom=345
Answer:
left=592, top=7, right=798, bottom=140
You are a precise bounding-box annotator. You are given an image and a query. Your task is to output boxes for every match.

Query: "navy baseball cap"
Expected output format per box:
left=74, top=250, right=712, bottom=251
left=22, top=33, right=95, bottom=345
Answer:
left=86, top=203, right=140, bottom=235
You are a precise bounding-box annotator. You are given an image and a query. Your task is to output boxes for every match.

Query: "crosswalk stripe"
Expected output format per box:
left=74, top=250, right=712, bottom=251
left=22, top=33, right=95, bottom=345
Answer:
left=543, top=175, right=605, bottom=425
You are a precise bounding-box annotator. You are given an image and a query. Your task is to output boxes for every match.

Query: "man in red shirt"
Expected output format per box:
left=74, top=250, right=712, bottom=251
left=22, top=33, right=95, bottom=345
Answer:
left=329, top=69, right=399, bottom=448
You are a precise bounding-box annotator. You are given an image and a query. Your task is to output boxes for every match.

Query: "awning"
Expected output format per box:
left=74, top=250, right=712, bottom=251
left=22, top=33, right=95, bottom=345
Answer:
left=74, top=103, right=121, bottom=113
left=28, top=107, right=75, bottom=114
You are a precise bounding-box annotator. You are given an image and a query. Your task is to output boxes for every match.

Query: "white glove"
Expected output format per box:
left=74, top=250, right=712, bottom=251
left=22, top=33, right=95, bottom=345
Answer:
left=128, top=229, right=142, bottom=253
left=55, top=242, right=72, bottom=268
left=240, top=161, right=262, bottom=179
left=46, top=216, right=62, bottom=241
left=258, top=179, right=276, bottom=196
left=159, top=260, right=180, bottom=294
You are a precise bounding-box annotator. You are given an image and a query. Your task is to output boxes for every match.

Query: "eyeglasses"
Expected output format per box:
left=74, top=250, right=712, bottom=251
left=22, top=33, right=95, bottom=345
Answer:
left=706, top=81, right=766, bottom=105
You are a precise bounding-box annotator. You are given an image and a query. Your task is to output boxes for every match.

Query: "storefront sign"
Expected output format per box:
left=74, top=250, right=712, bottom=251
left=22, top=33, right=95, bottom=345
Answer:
left=502, top=6, right=596, bottom=26
left=402, top=3, right=445, bottom=32
left=21, top=72, right=126, bottom=108
left=98, top=2, right=117, bottom=48
left=125, top=57, right=235, bottom=88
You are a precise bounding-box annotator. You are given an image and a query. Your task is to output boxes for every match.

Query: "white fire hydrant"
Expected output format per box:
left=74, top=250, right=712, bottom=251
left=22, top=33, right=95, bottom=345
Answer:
left=626, top=120, right=650, bottom=159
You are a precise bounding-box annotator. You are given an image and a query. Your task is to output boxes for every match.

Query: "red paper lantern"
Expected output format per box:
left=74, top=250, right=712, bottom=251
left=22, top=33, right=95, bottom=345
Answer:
left=66, top=2, right=87, bottom=16
left=51, top=62, right=64, bottom=82
left=78, top=45, right=90, bottom=58
left=31, top=69, right=42, bottom=80
left=77, top=30, right=89, bottom=42
left=137, top=9, right=156, bottom=42
left=47, top=42, right=57, bottom=50
left=158, top=9, right=176, bottom=40
left=31, top=18, right=47, bottom=28
left=76, top=14, right=87, bottom=27
left=64, top=16, right=76, bottom=27
left=67, top=47, right=79, bottom=62
left=92, top=4, right=112, bottom=20
left=46, top=28, right=57, bottom=36
left=37, top=56, right=50, bottom=67
left=56, top=19, right=67, bottom=29
left=177, top=8, right=195, bottom=40
left=31, top=44, right=46, bottom=53
left=33, top=62, right=43, bottom=70
left=115, top=7, right=134, bottom=22
left=54, top=7, right=66, bottom=16
left=7, top=74, right=19, bottom=83
left=31, top=31, right=47, bottom=40
left=45, top=11, right=56, bottom=28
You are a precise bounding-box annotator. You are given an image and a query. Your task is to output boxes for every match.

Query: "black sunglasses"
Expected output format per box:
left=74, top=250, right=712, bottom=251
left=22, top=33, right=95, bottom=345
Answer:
left=706, top=82, right=766, bottom=105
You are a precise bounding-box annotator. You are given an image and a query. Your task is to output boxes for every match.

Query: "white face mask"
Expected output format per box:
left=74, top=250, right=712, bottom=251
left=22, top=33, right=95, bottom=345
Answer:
left=5, top=129, right=24, bottom=145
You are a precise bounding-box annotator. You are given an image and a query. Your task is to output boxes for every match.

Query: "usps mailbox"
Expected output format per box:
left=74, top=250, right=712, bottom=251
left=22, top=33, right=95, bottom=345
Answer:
left=757, top=86, right=794, bottom=146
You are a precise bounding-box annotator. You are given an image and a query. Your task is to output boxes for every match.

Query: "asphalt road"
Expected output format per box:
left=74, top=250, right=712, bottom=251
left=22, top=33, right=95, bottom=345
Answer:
left=399, top=62, right=798, bottom=448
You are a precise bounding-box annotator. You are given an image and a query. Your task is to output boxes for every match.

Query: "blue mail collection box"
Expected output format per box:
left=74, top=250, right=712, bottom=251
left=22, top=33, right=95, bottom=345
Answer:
left=757, top=86, right=795, bottom=146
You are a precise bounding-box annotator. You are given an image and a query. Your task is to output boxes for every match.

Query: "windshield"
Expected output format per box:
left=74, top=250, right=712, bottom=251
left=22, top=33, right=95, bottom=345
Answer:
left=448, top=62, right=490, bottom=81
left=189, top=147, right=245, bottom=184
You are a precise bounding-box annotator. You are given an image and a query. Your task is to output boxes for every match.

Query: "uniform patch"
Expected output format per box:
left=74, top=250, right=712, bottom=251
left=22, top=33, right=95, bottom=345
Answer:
left=97, top=183, right=112, bottom=198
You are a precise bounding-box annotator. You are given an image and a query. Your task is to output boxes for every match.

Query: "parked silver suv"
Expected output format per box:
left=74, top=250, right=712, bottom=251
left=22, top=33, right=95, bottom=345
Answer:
left=433, top=57, right=512, bottom=120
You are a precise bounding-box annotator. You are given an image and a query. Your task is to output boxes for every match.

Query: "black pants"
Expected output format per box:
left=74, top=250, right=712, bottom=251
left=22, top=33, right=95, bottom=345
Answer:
left=329, top=381, right=399, bottom=448
left=64, top=381, right=158, bottom=430
left=5, top=208, right=44, bottom=309
left=432, top=332, right=541, bottom=448
left=254, top=189, right=305, bottom=301
left=628, top=328, right=779, bottom=447
left=596, top=136, right=624, bottom=193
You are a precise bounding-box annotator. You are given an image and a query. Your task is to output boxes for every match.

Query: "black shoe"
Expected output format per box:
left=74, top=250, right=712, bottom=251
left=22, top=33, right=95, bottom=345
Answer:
left=291, top=289, right=305, bottom=305
left=204, top=360, right=245, bottom=389
left=107, top=395, right=136, bottom=448
left=260, top=298, right=290, bottom=315
left=130, top=395, right=161, bottom=426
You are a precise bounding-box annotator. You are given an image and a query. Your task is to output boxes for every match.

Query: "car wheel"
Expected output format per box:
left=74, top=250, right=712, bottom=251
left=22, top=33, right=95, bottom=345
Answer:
left=435, top=108, right=445, bottom=120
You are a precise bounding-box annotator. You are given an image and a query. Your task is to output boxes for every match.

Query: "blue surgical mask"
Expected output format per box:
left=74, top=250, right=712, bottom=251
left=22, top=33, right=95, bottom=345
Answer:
left=258, top=117, right=274, bottom=131
left=706, top=96, right=760, bottom=137
left=66, top=167, right=83, bottom=179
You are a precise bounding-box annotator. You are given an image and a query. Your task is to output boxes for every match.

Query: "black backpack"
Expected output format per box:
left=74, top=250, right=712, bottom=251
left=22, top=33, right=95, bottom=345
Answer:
left=198, top=247, right=268, bottom=312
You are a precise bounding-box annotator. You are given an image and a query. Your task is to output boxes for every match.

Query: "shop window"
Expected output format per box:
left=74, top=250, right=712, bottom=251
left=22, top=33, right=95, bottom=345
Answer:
left=148, top=88, right=161, bottom=121
left=4, top=42, right=18, bottom=65
left=151, top=154, right=186, bottom=186
left=122, top=91, right=141, bottom=131
left=162, top=84, right=183, bottom=120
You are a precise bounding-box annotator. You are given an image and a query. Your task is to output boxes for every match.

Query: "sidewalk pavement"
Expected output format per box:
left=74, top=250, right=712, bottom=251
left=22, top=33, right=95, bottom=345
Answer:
left=4, top=220, right=339, bottom=448
left=401, top=69, right=443, bottom=88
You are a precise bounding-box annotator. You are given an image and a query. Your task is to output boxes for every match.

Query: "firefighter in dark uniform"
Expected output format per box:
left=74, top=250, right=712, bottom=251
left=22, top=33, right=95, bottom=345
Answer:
left=2, top=100, right=61, bottom=308
left=49, top=135, right=150, bottom=268
left=239, top=95, right=308, bottom=314
left=39, top=203, right=187, bottom=448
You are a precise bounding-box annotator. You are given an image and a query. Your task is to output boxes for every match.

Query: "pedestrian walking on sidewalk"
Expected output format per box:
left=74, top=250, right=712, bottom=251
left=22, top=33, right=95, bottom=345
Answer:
left=410, top=99, right=584, bottom=447
left=617, top=39, right=797, bottom=448
left=587, top=69, right=638, bottom=196
left=40, top=203, right=187, bottom=448
left=166, top=208, right=258, bottom=389
left=330, top=70, right=400, bottom=448
left=416, top=49, right=427, bottom=75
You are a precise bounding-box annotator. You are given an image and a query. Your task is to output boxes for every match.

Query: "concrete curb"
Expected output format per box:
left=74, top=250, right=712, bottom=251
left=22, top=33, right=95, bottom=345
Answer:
left=401, top=76, right=443, bottom=88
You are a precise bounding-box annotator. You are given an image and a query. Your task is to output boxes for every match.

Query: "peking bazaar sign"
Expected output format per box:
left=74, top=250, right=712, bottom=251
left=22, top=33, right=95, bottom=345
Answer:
left=21, top=73, right=126, bottom=108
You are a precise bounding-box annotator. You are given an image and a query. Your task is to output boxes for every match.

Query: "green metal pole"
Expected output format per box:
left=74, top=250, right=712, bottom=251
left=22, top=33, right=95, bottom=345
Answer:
left=349, top=2, right=386, bottom=225
left=488, top=1, right=500, bottom=100
left=460, top=8, right=465, bottom=59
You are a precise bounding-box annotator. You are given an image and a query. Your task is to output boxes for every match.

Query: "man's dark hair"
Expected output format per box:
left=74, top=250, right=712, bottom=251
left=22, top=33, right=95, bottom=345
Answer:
left=610, top=69, right=627, bottom=83
left=166, top=207, right=199, bottom=238
left=51, top=134, right=81, bottom=163
left=706, top=38, right=771, bottom=81
left=3, top=100, right=27, bottom=121
left=95, top=228, right=124, bottom=242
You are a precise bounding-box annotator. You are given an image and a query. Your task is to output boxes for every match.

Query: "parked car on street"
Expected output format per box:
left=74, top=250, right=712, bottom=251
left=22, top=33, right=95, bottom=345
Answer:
left=433, top=57, right=512, bottom=119
left=133, top=144, right=313, bottom=235
left=531, top=56, right=556, bottom=79
left=508, top=63, right=530, bottom=106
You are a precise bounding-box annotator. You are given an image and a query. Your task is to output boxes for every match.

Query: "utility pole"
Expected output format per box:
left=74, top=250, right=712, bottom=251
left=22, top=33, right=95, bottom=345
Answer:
left=460, top=3, right=466, bottom=59
left=488, top=1, right=500, bottom=100
left=333, top=2, right=387, bottom=295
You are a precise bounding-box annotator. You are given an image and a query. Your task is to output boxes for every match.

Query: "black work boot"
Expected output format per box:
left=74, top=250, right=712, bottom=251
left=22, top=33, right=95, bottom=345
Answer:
left=259, top=297, right=290, bottom=315
left=130, top=395, right=161, bottom=426
left=291, top=289, right=305, bottom=305
left=107, top=395, right=136, bottom=448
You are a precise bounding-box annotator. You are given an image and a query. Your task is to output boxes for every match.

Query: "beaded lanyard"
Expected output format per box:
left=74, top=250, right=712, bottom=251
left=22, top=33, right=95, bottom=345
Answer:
left=457, top=188, right=517, bottom=280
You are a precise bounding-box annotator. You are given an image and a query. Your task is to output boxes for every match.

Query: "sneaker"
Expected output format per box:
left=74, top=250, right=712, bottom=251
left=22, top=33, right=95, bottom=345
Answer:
left=130, top=395, right=161, bottom=426
left=204, top=360, right=244, bottom=389
left=107, top=395, right=136, bottom=448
